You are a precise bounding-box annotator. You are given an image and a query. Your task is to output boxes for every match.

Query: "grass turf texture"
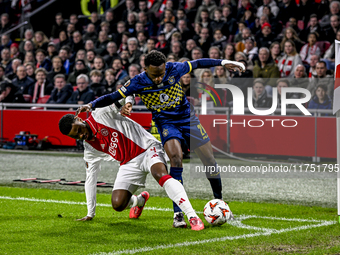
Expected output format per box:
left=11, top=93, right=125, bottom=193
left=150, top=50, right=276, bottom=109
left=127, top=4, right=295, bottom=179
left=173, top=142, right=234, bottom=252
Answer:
left=1, top=186, right=339, bottom=255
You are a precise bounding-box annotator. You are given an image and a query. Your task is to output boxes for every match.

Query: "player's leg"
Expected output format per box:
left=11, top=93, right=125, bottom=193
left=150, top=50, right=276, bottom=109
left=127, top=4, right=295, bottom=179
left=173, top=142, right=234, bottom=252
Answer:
left=150, top=162, right=204, bottom=231
left=163, top=139, right=187, bottom=227
left=112, top=162, right=150, bottom=218
left=194, top=141, right=222, bottom=199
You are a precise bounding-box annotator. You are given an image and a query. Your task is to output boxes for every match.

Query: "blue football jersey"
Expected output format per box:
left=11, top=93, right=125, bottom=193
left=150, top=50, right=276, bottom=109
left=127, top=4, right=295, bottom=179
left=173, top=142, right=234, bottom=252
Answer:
left=117, top=61, right=193, bottom=120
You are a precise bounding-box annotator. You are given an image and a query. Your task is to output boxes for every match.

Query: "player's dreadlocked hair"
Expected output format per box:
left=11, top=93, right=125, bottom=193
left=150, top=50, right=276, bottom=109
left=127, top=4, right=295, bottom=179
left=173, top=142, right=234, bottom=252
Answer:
left=59, top=114, right=75, bottom=135
left=144, top=50, right=166, bottom=67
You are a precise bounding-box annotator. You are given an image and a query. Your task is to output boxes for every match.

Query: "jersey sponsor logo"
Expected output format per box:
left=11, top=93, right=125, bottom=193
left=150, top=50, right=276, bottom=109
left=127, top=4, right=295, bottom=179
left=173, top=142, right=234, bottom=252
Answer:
left=143, top=86, right=153, bottom=90
left=108, top=132, right=119, bottom=156
left=168, top=76, right=175, bottom=85
left=162, top=129, right=169, bottom=137
left=159, top=93, right=169, bottom=103
left=124, top=80, right=131, bottom=87
left=100, top=128, right=109, bottom=136
left=101, top=144, right=105, bottom=150
left=120, top=87, right=127, bottom=93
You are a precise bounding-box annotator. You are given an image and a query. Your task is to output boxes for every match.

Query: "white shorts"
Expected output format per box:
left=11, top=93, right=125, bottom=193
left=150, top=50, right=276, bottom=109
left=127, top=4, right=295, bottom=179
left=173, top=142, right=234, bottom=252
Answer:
left=113, top=143, right=168, bottom=194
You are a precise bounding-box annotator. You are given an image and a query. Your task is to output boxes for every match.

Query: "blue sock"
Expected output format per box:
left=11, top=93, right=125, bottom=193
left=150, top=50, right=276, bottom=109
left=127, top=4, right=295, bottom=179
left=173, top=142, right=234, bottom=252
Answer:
left=170, top=167, right=183, bottom=213
left=206, top=163, right=222, bottom=199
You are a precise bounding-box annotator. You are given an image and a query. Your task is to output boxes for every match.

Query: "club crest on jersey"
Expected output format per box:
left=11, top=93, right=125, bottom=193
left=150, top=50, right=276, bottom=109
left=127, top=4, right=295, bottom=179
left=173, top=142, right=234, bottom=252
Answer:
left=124, top=80, right=131, bottom=87
left=162, top=129, right=169, bottom=137
left=159, top=93, right=169, bottom=103
left=100, top=128, right=109, bottom=136
left=157, top=83, right=164, bottom=88
left=168, top=76, right=175, bottom=85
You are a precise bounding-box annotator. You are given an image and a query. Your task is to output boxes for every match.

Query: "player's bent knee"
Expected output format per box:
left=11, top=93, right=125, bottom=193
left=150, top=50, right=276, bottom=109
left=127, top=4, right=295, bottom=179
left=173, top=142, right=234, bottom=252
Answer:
left=169, top=154, right=182, bottom=167
left=151, top=163, right=168, bottom=182
left=111, top=196, right=126, bottom=212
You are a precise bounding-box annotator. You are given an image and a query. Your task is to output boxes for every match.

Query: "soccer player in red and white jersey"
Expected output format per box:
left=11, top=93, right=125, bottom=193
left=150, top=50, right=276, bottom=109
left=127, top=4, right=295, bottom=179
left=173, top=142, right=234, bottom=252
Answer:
left=58, top=103, right=204, bottom=230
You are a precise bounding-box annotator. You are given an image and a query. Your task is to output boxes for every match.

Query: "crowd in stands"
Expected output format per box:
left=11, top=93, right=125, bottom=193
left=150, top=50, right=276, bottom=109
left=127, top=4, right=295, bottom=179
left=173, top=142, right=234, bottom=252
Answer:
left=0, top=0, right=336, bottom=112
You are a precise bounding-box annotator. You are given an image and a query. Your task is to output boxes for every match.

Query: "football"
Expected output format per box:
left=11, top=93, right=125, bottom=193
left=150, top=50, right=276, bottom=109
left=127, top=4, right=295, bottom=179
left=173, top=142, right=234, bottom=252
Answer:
left=203, top=199, right=232, bottom=225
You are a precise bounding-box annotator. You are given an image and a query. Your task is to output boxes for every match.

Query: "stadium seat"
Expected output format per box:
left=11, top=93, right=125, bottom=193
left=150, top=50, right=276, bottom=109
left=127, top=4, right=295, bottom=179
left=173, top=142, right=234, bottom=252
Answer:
left=316, top=41, right=331, bottom=56
left=23, top=94, right=32, bottom=103
left=37, top=95, right=50, bottom=104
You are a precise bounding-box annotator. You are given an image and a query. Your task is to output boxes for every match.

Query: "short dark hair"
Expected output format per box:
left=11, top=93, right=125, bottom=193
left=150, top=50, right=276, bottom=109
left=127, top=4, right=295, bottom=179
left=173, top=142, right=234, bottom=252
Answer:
left=59, top=114, right=75, bottom=135
left=54, top=74, right=66, bottom=82
left=144, top=50, right=166, bottom=67
left=316, top=84, right=327, bottom=93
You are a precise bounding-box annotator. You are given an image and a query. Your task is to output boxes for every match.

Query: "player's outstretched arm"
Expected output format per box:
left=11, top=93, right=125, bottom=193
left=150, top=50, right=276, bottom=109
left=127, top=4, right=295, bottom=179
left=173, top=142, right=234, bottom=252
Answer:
left=189, top=59, right=245, bottom=73
left=75, top=90, right=124, bottom=116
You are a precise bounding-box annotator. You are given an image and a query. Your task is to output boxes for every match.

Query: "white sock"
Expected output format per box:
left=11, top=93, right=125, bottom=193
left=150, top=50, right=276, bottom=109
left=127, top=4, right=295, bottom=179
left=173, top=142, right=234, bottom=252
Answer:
left=127, top=195, right=137, bottom=208
left=163, top=178, right=198, bottom=220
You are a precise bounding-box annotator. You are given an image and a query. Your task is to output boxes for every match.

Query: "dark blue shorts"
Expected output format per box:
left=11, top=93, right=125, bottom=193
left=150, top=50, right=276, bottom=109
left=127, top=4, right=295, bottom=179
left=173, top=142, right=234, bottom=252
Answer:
left=154, top=114, right=210, bottom=150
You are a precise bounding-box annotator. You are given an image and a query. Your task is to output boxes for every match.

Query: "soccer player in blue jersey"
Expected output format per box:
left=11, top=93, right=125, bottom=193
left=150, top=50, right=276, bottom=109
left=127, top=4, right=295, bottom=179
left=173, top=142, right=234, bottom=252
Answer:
left=76, top=50, right=245, bottom=228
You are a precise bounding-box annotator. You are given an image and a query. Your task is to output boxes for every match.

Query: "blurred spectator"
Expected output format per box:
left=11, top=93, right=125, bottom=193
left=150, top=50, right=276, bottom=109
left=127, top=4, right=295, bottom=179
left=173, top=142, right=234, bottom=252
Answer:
left=208, top=46, right=222, bottom=60
left=221, top=5, right=237, bottom=36
left=278, top=40, right=303, bottom=78
left=155, top=33, right=169, bottom=54
left=0, top=13, right=11, bottom=35
left=249, top=78, right=272, bottom=108
left=66, top=23, right=76, bottom=41
left=58, top=46, right=73, bottom=75
left=280, top=27, right=304, bottom=52
left=170, top=41, right=184, bottom=59
left=104, top=9, right=117, bottom=34
left=89, top=70, right=106, bottom=97
left=76, top=50, right=87, bottom=64
left=270, top=41, right=281, bottom=64
left=19, top=29, right=34, bottom=53
left=323, top=30, right=340, bottom=70
left=325, top=15, right=339, bottom=42
left=255, top=23, right=276, bottom=49
left=0, top=34, right=12, bottom=51
left=23, top=40, right=35, bottom=55
left=127, top=12, right=138, bottom=35
left=1, top=48, right=12, bottom=74
left=211, top=29, right=227, bottom=51
left=320, top=1, right=340, bottom=28
left=10, top=43, right=23, bottom=60
left=145, top=38, right=156, bottom=54
left=137, top=31, right=148, bottom=53
left=127, top=38, right=142, bottom=65
left=66, top=74, right=94, bottom=105
left=69, top=14, right=82, bottom=33
left=243, top=37, right=258, bottom=64
left=112, top=21, right=126, bottom=47
left=277, top=0, right=298, bottom=25
left=33, top=31, right=49, bottom=52
left=50, top=13, right=67, bottom=40
left=222, top=43, right=236, bottom=61
left=159, top=8, right=177, bottom=33
left=96, top=31, right=110, bottom=56
left=67, top=59, right=89, bottom=87
left=197, top=8, right=212, bottom=29
left=300, top=14, right=324, bottom=42
left=195, top=27, right=212, bottom=56
left=0, top=66, right=10, bottom=82
left=257, top=0, right=279, bottom=18
left=139, top=54, right=146, bottom=70
left=103, top=68, right=117, bottom=94
left=85, top=40, right=96, bottom=52
left=177, top=19, right=194, bottom=43
left=210, top=8, right=225, bottom=31
left=47, top=74, right=73, bottom=104
left=83, top=23, right=98, bottom=42
left=47, top=56, right=66, bottom=83
left=309, top=54, right=320, bottom=80
left=235, top=27, right=251, bottom=51
left=55, top=31, right=70, bottom=52
left=237, top=0, right=255, bottom=21
left=71, top=31, right=84, bottom=55
left=28, top=68, right=53, bottom=103
left=35, top=49, right=52, bottom=72
left=184, top=39, right=197, bottom=59
left=86, top=49, right=96, bottom=69
left=290, top=64, right=309, bottom=89
left=185, top=0, right=198, bottom=24
left=93, top=55, right=106, bottom=76
left=307, top=84, right=332, bottom=111
left=90, top=12, right=101, bottom=33
left=12, top=65, right=35, bottom=94
left=287, top=17, right=300, bottom=34
left=307, top=61, right=334, bottom=97
left=122, top=0, right=138, bottom=22
left=297, top=0, right=316, bottom=28
left=103, top=42, right=119, bottom=67
left=253, top=47, right=280, bottom=87
left=120, top=49, right=130, bottom=71
left=7, top=58, right=22, bottom=80
left=299, top=32, right=321, bottom=65
left=0, top=81, right=25, bottom=103
left=240, top=9, right=256, bottom=30
left=276, top=78, right=296, bottom=108
left=24, top=62, right=36, bottom=81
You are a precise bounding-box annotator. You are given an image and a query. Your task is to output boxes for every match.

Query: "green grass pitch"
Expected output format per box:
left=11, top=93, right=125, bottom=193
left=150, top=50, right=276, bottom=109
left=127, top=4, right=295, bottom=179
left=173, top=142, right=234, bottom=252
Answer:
left=0, top=151, right=339, bottom=254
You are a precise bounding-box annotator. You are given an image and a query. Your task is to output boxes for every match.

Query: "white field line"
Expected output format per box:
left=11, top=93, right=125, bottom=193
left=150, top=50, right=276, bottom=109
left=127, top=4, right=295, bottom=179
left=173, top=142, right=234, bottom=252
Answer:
left=0, top=195, right=336, bottom=255
left=94, top=221, right=335, bottom=255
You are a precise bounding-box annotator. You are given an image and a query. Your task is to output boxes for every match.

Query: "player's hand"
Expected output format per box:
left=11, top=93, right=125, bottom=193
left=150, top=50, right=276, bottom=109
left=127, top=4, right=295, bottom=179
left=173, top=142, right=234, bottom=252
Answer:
left=120, top=102, right=132, bottom=116
left=224, top=63, right=245, bottom=73
left=75, top=103, right=92, bottom=117
left=76, top=216, right=93, bottom=221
